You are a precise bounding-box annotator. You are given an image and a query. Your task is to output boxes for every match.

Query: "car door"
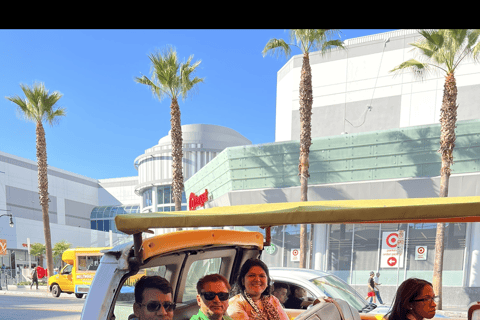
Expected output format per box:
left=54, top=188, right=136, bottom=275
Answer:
left=57, top=264, right=74, bottom=293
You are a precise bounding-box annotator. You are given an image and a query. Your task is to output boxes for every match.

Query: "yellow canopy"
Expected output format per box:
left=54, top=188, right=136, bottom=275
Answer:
left=115, top=196, right=480, bottom=235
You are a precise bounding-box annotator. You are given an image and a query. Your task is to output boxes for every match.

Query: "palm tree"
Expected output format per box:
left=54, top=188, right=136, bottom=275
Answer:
left=135, top=45, right=204, bottom=214
left=390, top=29, right=480, bottom=309
left=263, top=29, right=345, bottom=268
left=5, top=82, right=66, bottom=278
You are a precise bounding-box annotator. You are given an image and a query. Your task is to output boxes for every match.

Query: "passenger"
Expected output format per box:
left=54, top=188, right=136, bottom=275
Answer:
left=385, top=278, right=437, bottom=320
left=284, top=287, right=314, bottom=309
left=272, top=282, right=289, bottom=307
left=191, top=273, right=233, bottom=320
left=227, top=258, right=289, bottom=320
left=133, top=275, right=176, bottom=320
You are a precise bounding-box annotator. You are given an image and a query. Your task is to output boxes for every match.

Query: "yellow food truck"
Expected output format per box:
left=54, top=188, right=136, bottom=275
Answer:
left=48, top=247, right=112, bottom=298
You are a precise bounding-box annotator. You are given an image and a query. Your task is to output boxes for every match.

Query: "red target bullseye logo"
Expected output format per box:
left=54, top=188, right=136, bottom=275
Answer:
left=386, top=233, right=399, bottom=248
left=418, top=247, right=425, bottom=254
left=387, top=256, right=397, bottom=266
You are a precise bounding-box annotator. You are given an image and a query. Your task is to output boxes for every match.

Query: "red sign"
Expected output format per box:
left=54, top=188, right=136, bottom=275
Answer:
left=386, top=233, right=398, bottom=248
left=37, top=266, right=48, bottom=279
left=387, top=256, right=397, bottom=267
left=189, top=189, right=209, bottom=211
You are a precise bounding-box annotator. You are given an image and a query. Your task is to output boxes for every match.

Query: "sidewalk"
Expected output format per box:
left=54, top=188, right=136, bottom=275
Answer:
left=0, top=284, right=51, bottom=297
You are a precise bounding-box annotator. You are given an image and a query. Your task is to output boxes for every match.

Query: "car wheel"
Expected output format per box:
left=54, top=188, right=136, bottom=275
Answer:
left=75, top=293, right=84, bottom=299
left=51, top=284, right=61, bottom=298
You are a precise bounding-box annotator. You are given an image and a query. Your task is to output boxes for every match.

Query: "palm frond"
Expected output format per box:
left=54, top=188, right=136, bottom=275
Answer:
left=389, top=59, right=433, bottom=80
left=136, top=45, right=203, bottom=102
left=262, top=38, right=291, bottom=58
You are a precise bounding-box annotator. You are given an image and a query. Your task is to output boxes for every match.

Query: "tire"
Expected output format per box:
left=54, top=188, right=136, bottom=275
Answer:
left=75, top=293, right=84, bottom=299
left=51, top=284, right=61, bottom=298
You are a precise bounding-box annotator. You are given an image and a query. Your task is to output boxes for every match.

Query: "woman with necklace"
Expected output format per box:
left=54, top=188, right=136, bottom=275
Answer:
left=227, top=258, right=289, bottom=320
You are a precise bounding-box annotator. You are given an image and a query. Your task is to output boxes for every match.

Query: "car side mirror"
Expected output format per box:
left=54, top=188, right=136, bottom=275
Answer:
left=468, top=302, right=480, bottom=320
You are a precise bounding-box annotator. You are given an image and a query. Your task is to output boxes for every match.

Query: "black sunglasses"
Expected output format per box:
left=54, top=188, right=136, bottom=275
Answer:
left=201, top=291, right=230, bottom=301
left=140, top=301, right=176, bottom=312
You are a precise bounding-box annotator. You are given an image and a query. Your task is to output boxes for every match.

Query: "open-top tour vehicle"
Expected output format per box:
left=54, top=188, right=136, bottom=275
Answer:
left=80, top=196, right=480, bottom=320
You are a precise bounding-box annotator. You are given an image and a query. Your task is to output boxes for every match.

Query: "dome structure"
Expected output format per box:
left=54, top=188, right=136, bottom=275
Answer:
left=133, top=124, right=251, bottom=213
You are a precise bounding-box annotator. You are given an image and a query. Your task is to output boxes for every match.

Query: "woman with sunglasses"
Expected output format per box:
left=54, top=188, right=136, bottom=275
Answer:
left=227, top=258, right=289, bottom=320
left=385, top=278, right=438, bottom=320
left=192, top=274, right=234, bottom=320
left=133, top=275, right=177, bottom=320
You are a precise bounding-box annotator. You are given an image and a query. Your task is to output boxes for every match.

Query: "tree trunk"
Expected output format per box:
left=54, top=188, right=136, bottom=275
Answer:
left=433, top=72, right=458, bottom=310
left=170, top=98, right=184, bottom=231
left=36, top=122, right=54, bottom=278
left=299, top=53, right=313, bottom=268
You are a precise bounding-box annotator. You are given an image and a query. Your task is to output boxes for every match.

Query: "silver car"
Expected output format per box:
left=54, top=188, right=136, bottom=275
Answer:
left=270, top=268, right=391, bottom=315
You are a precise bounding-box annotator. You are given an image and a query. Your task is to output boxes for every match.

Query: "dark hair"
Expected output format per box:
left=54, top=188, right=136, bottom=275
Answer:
left=273, top=282, right=289, bottom=294
left=385, top=278, right=433, bottom=320
left=196, top=273, right=231, bottom=294
left=135, top=275, right=173, bottom=304
left=233, top=258, right=272, bottom=297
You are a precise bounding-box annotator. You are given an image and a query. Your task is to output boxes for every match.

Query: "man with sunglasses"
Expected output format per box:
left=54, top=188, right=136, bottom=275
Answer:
left=191, top=274, right=233, bottom=320
left=133, top=275, right=177, bottom=320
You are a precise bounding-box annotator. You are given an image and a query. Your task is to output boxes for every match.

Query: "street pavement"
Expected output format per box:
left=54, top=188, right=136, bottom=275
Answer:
left=0, top=285, right=470, bottom=319
left=0, top=286, right=84, bottom=319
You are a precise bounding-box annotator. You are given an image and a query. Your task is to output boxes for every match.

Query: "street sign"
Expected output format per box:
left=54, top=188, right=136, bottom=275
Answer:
left=396, top=230, right=405, bottom=255
left=291, top=248, right=300, bottom=262
left=0, top=239, right=6, bottom=256
left=381, top=231, right=404, bottom=268
left=415, top=246, right=427, bottom=260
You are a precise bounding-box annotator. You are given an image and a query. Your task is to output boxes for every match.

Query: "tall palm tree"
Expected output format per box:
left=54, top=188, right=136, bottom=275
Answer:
left=135, top=45, right=204, bottom=214
left=390, top=29, right=480, bottom=309
left=263, top=29, right=344, bottom=268
left=5, top=82, right=66, bottom=279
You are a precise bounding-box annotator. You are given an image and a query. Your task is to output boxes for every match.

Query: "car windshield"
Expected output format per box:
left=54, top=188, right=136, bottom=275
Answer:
left=310, top=275, right=367, bottom=311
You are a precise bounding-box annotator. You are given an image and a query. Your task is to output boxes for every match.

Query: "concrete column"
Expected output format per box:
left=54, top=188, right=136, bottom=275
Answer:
left=152, top=186, right=158, bottom=213
left=312, top=224, right=328, bottom=271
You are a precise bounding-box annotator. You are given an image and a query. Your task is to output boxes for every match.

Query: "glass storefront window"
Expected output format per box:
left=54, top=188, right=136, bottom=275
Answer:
left=164, top=186, right=171, bottom=204
left=143, top=189, right=152, bottom=207
left=158, top=187, right=164, bottom=205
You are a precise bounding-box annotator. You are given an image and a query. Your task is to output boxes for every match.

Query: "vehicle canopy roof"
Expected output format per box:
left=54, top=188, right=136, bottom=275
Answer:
left=115, top=196, right=480, bottom=235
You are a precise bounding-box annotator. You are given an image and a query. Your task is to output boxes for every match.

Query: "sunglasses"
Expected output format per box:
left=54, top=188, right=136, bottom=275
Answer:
left=140, top=301, right=176, bottom=312
left=201, top=291, right=230, bottom=301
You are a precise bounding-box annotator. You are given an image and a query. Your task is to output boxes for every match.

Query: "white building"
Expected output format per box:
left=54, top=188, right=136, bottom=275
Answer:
left=0, top=124, right=250, bottom=268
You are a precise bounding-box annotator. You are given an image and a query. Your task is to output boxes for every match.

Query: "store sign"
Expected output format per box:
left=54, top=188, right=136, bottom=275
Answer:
left=0, top=239, right=6, bottom=255
left=291, top=249, right=300, bottom=262
left=188, top=189, right=209, bottom=211
left=415, top=246, right=427, bottom=260
left=264, top=243, right=276, bottom=255
left=381, top=231, right=404, bottom=268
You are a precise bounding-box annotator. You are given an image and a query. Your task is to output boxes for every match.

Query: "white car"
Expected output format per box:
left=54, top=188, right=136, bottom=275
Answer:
left=270, top=268, right=390, bottom=314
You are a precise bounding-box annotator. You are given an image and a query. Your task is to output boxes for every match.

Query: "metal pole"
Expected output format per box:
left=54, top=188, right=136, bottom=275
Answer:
left=350, top=224, right=355, bottom=285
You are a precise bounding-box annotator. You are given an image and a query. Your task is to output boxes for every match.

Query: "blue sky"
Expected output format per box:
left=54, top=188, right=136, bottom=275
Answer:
left=0, top=29, right=397, bottom=180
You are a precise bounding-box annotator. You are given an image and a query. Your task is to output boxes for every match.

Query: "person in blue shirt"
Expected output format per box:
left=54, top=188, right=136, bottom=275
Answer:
left=191, top=274, right=233, bottom=320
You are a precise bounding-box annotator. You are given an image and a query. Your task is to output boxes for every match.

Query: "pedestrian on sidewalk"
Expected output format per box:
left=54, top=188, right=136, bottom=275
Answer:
left=373, top=272, right=384, bottom=305
left=30, top=267, right=38, bottom=290
left=365, top=271, right=376, bottom=303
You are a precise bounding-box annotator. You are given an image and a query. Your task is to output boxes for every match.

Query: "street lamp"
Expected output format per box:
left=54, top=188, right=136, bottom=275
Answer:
left=0, top=210, right=14, bottom=227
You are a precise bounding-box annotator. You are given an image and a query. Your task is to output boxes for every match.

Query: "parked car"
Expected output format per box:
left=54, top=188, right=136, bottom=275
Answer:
left=269, top=267, right=448, bottom=318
